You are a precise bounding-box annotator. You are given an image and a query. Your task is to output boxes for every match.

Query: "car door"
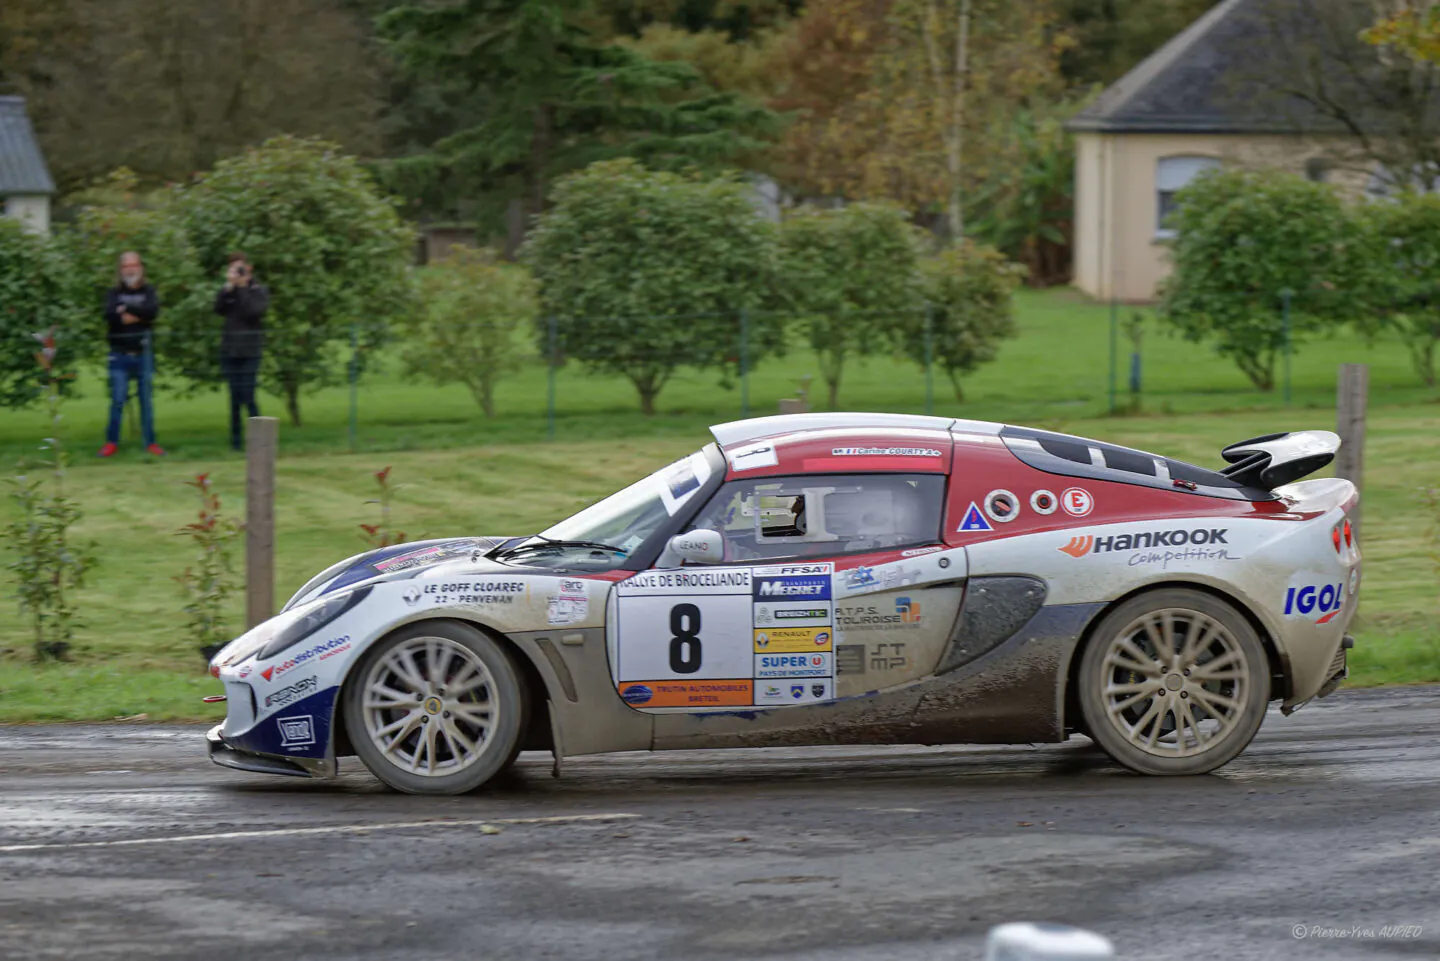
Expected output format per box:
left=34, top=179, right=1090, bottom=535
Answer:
left=608, top=472, right=964, bottom=714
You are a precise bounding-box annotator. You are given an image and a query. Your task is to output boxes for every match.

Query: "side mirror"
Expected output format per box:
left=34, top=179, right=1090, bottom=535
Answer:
left=669, top=529, right=724, bottom=565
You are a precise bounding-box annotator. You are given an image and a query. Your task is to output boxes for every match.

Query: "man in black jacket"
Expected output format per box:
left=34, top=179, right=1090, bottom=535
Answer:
left=214, top=251, right=270, bottom=451
left=100, top=251, right=164, bottom=457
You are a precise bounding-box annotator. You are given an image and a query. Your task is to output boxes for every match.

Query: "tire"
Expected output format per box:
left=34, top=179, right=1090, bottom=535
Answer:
left=1076, top=588, right=1270, bottom=776
left=344, top=620, right=528, bottom=795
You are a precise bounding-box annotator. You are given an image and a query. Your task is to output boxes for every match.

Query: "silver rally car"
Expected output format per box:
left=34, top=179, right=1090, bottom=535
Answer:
left=208, top=413, right=1360, bottom=794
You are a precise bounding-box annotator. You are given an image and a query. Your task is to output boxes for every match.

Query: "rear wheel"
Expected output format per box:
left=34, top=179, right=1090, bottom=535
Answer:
left=1077, top=589, right=1269, bottom=775
left=344, top=620, right=526, bottom=795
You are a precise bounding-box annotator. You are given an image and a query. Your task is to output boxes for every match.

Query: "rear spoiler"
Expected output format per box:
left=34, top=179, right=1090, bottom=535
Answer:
left=1219, top=431, right=1339, bottom=490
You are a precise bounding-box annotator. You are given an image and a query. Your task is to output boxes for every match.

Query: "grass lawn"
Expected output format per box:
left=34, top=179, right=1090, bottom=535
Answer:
left=0, top=287, right=1436, bottom=721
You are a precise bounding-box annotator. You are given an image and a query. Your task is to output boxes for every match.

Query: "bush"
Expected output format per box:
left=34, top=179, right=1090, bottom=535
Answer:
left=524, top=159, right=781, bottom=415
left=4, top=329, right=96, bottom=661
left=776, top=203, right=925, bottom=409
left=0, top=222, right=83, bottom=408
left=905, top=241, right=1026, bottom=402
left=177, top=136, right=417, bottom=425
left=1158, top=168, right=1361, bottom=391
left=174, top=473, right=240, bottom=657
left=402, top=251, right=536, bottom=417
left=1353, top=194, right=1440, bottom=387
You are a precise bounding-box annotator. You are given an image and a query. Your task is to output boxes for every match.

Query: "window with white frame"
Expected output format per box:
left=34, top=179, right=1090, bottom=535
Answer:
left=1156, top=156, right=1220, bottom=236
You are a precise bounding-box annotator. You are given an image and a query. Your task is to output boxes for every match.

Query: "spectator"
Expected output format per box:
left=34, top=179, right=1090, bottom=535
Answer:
left=214, top=251, right=270, bottom=451
left=100, top=251, right=164, bottom=458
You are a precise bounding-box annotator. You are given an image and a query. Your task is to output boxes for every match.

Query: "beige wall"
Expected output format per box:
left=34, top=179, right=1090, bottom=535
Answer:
left=3, top=194, right=50, bottom=236
left=1072, top=132, right=1359, bottom=303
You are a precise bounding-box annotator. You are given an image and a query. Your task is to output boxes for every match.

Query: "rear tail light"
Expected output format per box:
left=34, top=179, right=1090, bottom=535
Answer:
left=1343, top=519, right=1353, bottom=548
left=1332, top=525, right=1342, bottom=553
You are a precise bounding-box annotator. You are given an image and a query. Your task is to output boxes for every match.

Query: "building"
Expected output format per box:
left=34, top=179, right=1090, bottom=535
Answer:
left=0, top=96, right=55, bottom=236
left=1066, top=0, right=1383, bottom=302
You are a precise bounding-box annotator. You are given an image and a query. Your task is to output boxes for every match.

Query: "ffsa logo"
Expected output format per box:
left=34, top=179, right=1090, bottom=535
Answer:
left=1284, top=582, right=1345, bottom=624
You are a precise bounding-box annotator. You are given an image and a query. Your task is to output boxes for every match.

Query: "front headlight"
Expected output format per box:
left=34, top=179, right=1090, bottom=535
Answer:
left=258, top=586, right=371, bottom=660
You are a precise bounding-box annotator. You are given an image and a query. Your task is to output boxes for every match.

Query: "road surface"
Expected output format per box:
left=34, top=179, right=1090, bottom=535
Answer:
left=2, top=686, right=1438, bottom=960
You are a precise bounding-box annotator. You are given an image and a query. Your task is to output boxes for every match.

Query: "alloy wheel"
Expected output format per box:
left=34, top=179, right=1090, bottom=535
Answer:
left=361, top=634, right=498, bottom=777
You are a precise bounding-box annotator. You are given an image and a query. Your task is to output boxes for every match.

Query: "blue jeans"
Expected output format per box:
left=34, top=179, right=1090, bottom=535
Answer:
left=106, top=352, right=155, bottom=446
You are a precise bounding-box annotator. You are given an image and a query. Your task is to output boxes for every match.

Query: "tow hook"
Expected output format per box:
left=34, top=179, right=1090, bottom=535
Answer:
left=202, top=695, right=227, bottom=703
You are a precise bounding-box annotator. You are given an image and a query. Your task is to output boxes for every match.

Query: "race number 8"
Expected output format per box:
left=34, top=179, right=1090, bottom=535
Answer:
left=669, top=603, right=703, bottom=674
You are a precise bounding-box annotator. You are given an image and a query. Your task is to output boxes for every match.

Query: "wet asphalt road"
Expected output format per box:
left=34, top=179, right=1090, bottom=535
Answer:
left=1, top=686, right=1439, bottom=961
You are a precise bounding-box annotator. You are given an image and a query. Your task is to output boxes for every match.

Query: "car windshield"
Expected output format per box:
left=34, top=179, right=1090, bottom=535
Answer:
left=502, top=449, right=714, bottom=571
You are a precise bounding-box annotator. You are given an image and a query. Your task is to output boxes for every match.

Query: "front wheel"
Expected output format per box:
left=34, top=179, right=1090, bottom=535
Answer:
left=344, top=620, right=527, bottom=795
left=1076, top=589, right=1270, bottom=776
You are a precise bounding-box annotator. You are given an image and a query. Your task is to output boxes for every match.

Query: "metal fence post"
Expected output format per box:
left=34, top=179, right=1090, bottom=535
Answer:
left=1281, top=288, right=1293, bottom=406
left=1108, top=297, right=1118, bottom=415
left=546, top=314, right=558, bottom=441
left=347, top=323, right=359, bottom=453
left=923, top=304, right=935, bottom=415
left=739, top=308, right=750, bottom=418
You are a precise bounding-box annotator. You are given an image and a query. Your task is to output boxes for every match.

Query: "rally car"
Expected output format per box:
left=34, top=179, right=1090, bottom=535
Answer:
left=207, top=413, right=1360, bottom=794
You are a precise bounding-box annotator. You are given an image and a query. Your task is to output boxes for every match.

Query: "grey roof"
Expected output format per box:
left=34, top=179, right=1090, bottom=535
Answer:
left=0, top=97, right=55, bottom=195
left=1066, top=0, right=1355, bottom=135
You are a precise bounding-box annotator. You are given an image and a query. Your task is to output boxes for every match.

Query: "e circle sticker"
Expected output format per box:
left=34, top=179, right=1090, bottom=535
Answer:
left=984, top=489, right=1020, bottom=523
left=1030, top=490, right=1058, bottom=515
left=1061, top=487, right=1094, bottom=517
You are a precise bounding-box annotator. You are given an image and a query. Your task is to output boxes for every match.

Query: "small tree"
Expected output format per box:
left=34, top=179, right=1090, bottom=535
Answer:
left=524, top=159, right=781, bottom=415
left=1158, top=168, right=1359, bottom=391
left=4, top=329, right=96, bottom=661
left=0, top=222, right=83, bottom=408
left=777, top=203, right=925, bottom=409
left=178, top=137, right=417, bottom=425
left=402, top=250, right=536, bottom=417
left=360, top=466, right=418, bottom=548
left=175, top=473, right=241, bottom=657
left=903, top=241, right=1025, bottom=402
left=1353, top=194, right=1440, bottom=387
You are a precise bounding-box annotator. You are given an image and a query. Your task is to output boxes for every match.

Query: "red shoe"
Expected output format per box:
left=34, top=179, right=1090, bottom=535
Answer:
left=146, top=443, right=167, bottom=457
left=98, top=443, right=118, bottom=458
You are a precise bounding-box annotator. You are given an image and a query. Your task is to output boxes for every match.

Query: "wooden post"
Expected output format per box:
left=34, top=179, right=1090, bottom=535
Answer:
left=1335, top=364, right=1368, bottom=536
left=246, top=416, right=279, bottom=628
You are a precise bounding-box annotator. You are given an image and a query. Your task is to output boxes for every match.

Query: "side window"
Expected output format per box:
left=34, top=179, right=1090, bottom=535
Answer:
left=687, top=474, right=944, bottom=562
left=1156, top=155, right=1220, bottom=236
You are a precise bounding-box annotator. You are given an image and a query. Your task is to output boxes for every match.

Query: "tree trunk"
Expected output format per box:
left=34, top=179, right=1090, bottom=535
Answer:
left=503, top=198, right=525, bottom=262
left=924, top=0, right=972, bottom=242
left=631, top=372, right=661, bottom=415
left=284, top=381, right=303, bottom=426
left=1236, top=353, right=1275, bottom=392
left=1410, top=337, right=1437, bottom=387
left=827, top=373, right=841, bottom=410
left=948, top=369, right=965, bottom=403
left=948, top=0, right=972, bottom=242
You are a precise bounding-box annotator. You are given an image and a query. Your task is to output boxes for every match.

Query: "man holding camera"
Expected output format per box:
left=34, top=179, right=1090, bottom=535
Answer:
left=214, top=251, right=270, bottom=451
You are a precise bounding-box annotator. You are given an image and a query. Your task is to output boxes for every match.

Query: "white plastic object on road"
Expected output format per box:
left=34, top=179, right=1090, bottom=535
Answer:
left=985, top=922, right=1114, bottom=961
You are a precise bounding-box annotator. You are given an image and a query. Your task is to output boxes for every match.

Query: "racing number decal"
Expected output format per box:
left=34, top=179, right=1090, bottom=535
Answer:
left=613, top=564, right=837, bottom=710
left=669, top=603, right=703, bottom=673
